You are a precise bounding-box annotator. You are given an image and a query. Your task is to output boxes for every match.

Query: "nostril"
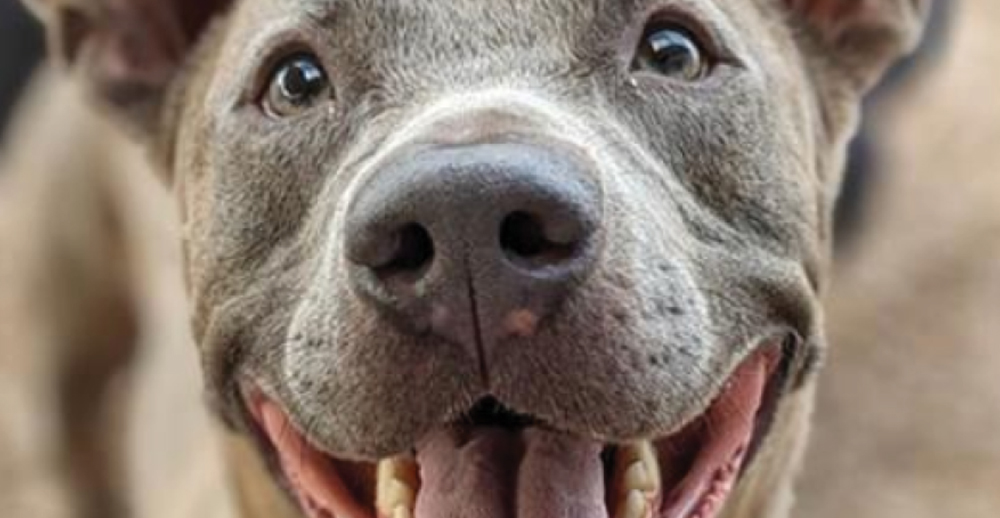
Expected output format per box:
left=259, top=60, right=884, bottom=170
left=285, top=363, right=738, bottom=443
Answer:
left=501, top=212, right=547, bottom=257
left=375, top=223, right=435, bottom=280
left=500, top=211, right=579, bottom=268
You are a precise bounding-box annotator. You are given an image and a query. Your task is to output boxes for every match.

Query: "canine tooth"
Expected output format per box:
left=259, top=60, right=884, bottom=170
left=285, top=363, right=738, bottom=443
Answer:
left=381, top=480, right=414, bottom=506
left=614, top=442, right=661, bottom=497
left=623, top=463, right=652, bottom=493
left=616, top=489, right=648, bottom=518
left=376, top=458, right=419, bottom=517
left=380, top=457, right=420, bottom=488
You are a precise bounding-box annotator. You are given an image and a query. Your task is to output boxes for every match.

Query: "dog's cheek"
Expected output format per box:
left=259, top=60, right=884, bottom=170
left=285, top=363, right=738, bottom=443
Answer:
left=602, top=52, right=825, bottom=265
left=166, top=88, right=335, bottom=427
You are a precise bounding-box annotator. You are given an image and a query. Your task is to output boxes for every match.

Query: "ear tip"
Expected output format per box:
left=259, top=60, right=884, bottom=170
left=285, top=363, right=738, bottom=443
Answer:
left=786, top=0, right=938, bottom=91
left=23, top=0, right=233, bottom=140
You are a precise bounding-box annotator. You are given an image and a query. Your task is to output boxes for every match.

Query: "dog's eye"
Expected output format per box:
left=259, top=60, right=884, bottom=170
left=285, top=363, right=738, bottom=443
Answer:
left=633, top=24, right=708, bottom=81
left=263, top=53, right=331, bottom=117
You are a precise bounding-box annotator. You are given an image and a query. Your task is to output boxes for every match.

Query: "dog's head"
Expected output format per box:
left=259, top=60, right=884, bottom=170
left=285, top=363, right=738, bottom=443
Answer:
left=27, top=0, right=927, bottom=516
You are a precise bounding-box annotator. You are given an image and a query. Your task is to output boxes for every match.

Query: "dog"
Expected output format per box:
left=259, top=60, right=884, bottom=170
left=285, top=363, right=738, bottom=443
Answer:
left=0, top=1, right=930, bottom=518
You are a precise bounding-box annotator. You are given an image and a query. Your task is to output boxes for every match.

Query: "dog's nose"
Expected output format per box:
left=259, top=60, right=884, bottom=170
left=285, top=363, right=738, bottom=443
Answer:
left=345, top=142, right=601, bottom=357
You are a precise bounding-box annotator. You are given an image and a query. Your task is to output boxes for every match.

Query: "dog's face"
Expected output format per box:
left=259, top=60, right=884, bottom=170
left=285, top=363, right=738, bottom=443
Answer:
left=27, top=0, right=926, bottom=516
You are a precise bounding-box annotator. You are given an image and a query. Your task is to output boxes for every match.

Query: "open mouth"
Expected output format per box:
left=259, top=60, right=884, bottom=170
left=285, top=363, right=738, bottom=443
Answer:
left=244, top=346, right=784, bottom=518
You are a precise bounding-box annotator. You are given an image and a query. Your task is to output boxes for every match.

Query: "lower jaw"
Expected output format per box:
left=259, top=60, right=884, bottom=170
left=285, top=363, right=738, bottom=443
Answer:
left=245, top=346, right=783, bottom=518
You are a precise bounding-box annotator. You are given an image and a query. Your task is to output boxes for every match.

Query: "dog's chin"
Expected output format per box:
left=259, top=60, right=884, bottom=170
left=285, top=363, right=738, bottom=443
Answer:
left=242, top=346, right=784, bottom=518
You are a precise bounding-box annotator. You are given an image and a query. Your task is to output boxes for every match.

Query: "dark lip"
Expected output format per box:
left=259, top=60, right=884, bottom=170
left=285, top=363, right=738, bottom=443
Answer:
left=233, top=331, right=802, bottom=514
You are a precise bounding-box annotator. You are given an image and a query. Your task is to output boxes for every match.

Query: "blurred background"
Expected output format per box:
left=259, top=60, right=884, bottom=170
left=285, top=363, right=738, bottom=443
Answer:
left=0, top=1, right=997, bottom=517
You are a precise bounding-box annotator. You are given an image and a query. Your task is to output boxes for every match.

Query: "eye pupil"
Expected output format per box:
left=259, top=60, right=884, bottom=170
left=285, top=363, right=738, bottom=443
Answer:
left=263, top=53, right=331, bottom=117
left=636, top=27, right=706, bottom=80
left=279, top=58, right=327, bottom=103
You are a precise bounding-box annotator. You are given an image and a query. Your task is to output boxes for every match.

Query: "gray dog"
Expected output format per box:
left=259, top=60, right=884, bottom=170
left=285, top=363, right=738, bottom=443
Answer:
left=0, top=0, right=929, bottom=517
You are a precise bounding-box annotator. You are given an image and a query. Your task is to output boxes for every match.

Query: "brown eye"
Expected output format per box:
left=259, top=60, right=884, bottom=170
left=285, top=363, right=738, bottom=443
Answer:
left=263, top=53, right=331, bottom=117
left=633, top=24, right=709, bottom=81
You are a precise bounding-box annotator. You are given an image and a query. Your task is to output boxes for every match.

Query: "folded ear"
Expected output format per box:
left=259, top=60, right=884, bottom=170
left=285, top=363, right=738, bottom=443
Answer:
left=784, top=0, right=932, bottom=91
left=22, top=0, right=232, bottom=134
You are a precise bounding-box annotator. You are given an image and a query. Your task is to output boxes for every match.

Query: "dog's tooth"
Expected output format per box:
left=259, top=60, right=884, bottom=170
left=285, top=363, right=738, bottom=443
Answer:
left=622, top=463, right=651, bottom=493
left=616, top=489, right=648, bottom=518
left=611, top=442, right=660, bottom=518
left=614, top=441, right=661, bottom=497
left=385, top=457, right=420, bottom=488
left=381, top=479, right=414, bottom=506
left=617, top=443, right=640, bottom=465
left=376, top=458, right=419, bottom=518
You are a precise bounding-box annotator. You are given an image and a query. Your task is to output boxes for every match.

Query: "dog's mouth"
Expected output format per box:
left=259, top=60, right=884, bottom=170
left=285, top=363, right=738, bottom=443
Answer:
left=244, top=346, right=785, bottom=518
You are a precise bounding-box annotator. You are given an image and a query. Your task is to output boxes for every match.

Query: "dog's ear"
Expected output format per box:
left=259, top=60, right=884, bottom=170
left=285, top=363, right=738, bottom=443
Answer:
left=783, top=0, right=931, bottom=91
left=22, top=0, right=232, bottom=134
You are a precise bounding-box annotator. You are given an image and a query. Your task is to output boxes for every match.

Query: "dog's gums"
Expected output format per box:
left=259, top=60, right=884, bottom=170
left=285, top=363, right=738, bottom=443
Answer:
left=246, top=347, right=780, bottom=518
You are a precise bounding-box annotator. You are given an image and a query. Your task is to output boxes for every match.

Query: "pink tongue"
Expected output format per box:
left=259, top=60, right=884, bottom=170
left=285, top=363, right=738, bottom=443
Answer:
left=414, top=427, right=607, bottom=518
